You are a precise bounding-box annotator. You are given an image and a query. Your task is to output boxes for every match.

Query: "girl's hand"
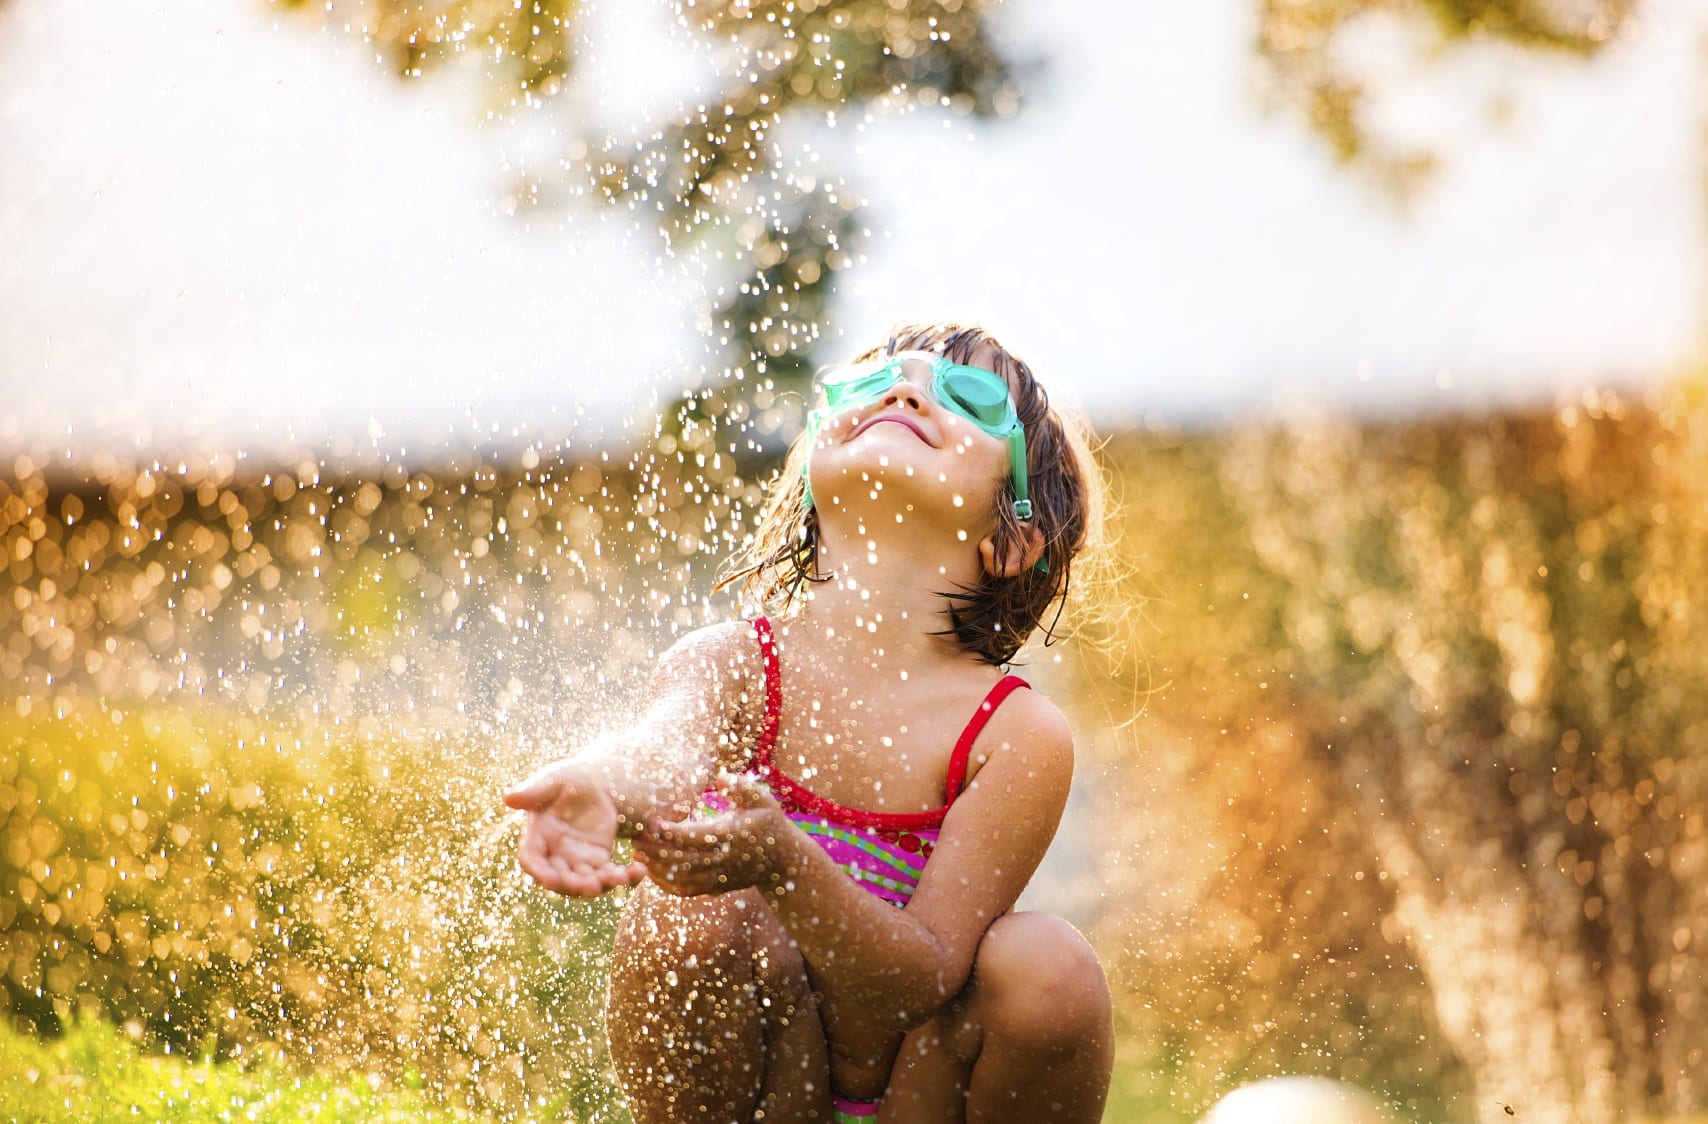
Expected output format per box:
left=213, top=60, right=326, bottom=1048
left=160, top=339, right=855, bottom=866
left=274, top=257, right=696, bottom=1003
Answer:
left=503, top=761, right=649, bottom=897
left=635, top=777, right=795, bottom=897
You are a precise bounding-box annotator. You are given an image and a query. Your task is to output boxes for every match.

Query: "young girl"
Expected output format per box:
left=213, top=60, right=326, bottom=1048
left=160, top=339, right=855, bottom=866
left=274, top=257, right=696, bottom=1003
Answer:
left=504, top=323, right=1114, bottom=1122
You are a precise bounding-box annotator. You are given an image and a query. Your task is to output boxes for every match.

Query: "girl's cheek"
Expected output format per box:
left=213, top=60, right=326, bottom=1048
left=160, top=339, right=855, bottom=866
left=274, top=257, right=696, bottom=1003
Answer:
left=824, top=415, right=858, bottom=443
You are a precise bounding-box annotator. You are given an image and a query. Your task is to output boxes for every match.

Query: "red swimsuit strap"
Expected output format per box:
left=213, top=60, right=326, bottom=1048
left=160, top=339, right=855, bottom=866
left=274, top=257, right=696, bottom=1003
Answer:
left=748, top=616, right=1029, bottom=830
left=752, top=616, right=784, bottom=763
left=942, top=673, right=1030, bottom=809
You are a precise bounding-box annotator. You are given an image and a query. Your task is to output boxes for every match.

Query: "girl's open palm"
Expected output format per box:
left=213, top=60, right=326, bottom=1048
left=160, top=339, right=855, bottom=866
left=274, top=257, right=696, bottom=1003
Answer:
left=504, top=763, right=649, bottom=897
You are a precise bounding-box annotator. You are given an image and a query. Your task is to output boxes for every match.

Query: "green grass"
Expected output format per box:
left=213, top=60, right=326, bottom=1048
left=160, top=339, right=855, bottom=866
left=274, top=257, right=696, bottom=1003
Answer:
left=11, top=1017, right=1708, bottom=1124
left=0, top=1018, right=476, bottom=1122
left=0, top=1020, right=1288, bottom=1124
left=1, top=704, right=629, bottom=1121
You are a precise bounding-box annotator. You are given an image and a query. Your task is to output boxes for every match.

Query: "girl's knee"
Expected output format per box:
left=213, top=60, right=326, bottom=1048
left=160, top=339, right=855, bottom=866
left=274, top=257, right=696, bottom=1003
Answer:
left=972, top=912, right=1111, bottom=1052
left=612, top=888, right=807, bottom=1016
left=611, top=889, right=759, bottom=1020
left=748, top=905, right=813, bottom=1015
left=619, top=887, right=757, bottom=960
left=607, top=891, right=778, bottom=1083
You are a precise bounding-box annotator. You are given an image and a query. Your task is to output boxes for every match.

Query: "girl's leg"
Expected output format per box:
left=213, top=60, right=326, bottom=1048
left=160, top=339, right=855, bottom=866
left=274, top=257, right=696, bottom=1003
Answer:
left=880, top=911, right=1114, bottom=1124
left=751, top=900, right=838, bottom=1119
left=606, top=883, right=834, bottom=1122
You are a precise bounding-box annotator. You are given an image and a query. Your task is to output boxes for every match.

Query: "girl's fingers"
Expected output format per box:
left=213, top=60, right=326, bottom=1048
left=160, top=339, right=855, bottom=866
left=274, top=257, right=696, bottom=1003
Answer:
left=645, top=867, right=721, bottom=897
left=645, top=817, right=725, bottom=847
left=633, top=836, right=719, bottom=885
left=519, top=847, right=577, bottom=894
left=517, top=823, right=557, bottom=881
left=723, top=775, right=781, bottom=812
left=502, top=769, right=558, bottom=811
left=647, top=812, right=761, bottom=852
left=526, top=838, right=590, bottom=895
left=637, top=833, right=733, bottom=870
left=633, top=835, right=699, bottom=870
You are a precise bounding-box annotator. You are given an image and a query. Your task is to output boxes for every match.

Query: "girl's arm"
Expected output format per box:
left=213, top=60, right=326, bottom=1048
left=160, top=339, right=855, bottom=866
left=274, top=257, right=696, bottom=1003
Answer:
left=503, top=621, right=759, bottom=897
left=639, top=689, right=1074, bottom=1030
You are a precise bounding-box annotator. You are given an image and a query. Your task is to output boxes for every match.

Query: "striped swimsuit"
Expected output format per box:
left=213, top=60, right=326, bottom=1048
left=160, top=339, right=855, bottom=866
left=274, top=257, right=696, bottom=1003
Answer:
left=735, top=616, right=1029, bottom=1120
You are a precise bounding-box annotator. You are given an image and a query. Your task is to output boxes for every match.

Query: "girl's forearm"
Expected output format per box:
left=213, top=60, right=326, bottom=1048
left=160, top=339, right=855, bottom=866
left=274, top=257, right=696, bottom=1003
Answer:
left=762, top=829, right=961, bottom=1030
left=571, top=731, right=711, bottom=835
left=562, top=622, right=749, bottom=835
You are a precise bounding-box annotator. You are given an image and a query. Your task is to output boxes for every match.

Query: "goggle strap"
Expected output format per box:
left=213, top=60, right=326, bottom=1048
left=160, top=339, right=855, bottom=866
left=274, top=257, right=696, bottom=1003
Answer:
left=1007, top=431, right=1031, bottom=519
left=801, top=411, right=821, bottom=510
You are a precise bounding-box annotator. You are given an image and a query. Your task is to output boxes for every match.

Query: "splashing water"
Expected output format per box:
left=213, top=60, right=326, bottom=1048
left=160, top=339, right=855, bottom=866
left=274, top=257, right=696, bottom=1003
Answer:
left=0, top=438, right=766, bottom=1119
left=0, top=0, right=1042, bottom=1115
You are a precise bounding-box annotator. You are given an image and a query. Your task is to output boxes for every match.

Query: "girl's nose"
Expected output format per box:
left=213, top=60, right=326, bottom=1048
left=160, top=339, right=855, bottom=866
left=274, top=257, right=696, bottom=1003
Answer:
left=880, top=380, right=928, bottom=412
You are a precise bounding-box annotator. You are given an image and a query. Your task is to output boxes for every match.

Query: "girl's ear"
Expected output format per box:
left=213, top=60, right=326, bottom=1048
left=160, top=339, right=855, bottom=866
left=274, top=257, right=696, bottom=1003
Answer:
left=978, top=524, right=1046, bottom=578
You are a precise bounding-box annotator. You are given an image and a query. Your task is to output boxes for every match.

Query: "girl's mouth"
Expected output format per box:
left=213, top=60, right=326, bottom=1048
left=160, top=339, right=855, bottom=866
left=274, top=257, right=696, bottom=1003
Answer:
left=851, top=413, right=933, bottom=444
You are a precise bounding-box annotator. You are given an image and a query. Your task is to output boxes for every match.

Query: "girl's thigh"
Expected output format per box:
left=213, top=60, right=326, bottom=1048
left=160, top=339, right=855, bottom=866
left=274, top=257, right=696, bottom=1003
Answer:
left=607, top=884, right=832, bottom=1122
left=872, top=1006, right=980, bottom=1124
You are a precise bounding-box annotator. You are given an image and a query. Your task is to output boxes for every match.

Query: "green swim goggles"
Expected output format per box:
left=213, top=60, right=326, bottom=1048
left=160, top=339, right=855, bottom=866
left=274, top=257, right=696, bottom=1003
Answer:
left=803, top=351, right=1032, bottom=521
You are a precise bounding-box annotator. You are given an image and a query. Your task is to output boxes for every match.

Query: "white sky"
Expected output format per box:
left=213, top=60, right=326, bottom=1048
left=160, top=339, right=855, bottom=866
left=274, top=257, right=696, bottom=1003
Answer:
left=1, top=0, right=1704, bottom=458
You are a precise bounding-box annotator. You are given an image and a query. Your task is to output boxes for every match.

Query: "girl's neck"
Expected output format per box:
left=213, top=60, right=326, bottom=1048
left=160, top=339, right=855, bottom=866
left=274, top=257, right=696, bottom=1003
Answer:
left=791, top=515, right=988, bottom=671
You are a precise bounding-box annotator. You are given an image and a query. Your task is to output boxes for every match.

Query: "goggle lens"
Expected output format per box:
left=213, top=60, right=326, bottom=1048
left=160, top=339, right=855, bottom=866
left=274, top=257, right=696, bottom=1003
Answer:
left=820, top=365, right=902, bottom=412
left=936, top=369, right=1012, bottom=430
left=813, top=353, right=1017, bottom=438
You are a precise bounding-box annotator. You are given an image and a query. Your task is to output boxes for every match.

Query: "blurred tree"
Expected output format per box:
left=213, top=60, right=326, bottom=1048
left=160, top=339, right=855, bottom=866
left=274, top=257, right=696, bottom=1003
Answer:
left=1218, top=397, right=1708, bottom=1124
left=1238, top=3, right=1691, bottom=1122
left=1088, top=432, right=1473, bottom=1123
left=270, top=0, right=1026, bottom=451
left=1090, top=394, right=1708, bottom=1124
left=1255, top=0, right=1639, bottom=194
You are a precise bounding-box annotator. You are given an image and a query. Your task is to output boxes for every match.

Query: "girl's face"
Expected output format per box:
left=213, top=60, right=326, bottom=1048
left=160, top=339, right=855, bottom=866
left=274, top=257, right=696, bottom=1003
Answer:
left=804, top=352, right=1016, bottom=535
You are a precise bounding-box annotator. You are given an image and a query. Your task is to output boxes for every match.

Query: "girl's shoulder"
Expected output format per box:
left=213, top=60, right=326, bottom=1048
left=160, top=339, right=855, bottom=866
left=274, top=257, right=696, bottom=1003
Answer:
left=652, top=620, right=770, bottom=725
left=960, top=675, right=1074, bottom=785
left=1002, top=678, right=1070, bottom=731
left=656, top=620, right=765, bottom=682
left=655, top=621, right=771, bottom=762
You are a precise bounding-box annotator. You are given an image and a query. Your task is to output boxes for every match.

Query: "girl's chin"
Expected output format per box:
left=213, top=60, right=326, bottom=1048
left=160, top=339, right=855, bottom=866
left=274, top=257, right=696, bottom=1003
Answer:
left=811, top=448, right=940, bottom=488
left=813, top=494, right=977, bottom=540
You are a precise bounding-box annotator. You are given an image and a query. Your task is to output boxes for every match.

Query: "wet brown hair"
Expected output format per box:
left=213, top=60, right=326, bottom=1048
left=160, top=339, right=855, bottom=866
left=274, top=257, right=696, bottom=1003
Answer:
left=720, top=322, right=1102, bottom=666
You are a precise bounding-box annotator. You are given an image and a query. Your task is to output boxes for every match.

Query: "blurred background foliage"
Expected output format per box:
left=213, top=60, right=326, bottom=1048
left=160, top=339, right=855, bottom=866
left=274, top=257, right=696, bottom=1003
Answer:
left=2, top=1016, right=478, bottom=1121
left=6, top=383, right=1708, bottom=1121
left=2, top=702, right=629, bottom=1119
left=274, top=0, right=1025, bottom=446
left=1081, top=385, right=1708, bottom=1122
left=0, top=444, right=729, bottom=1119
left=1255, top=0, right=1638, bottom=194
